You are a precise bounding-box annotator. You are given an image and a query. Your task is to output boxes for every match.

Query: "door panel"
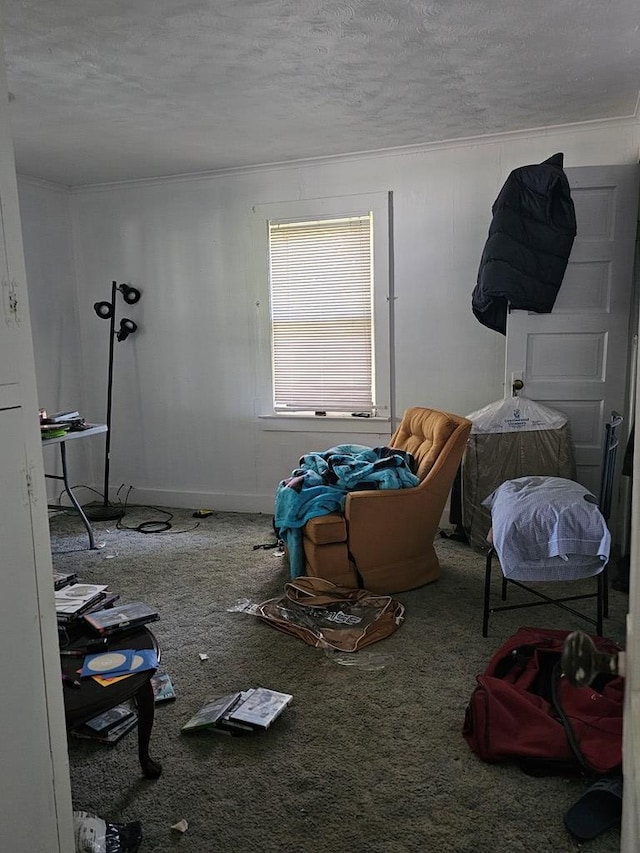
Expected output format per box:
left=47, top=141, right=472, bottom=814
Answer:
left=505, top=165, right=639, bottom=508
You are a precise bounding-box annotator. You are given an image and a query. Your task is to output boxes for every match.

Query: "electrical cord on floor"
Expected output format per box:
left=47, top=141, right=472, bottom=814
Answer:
left=252, top=517, right=284, bottom=551
left=54, top=484, right=107, bottom=509
left=115, top=485, right=200, bottom=534
left=52, top=483, right=200, bottom=535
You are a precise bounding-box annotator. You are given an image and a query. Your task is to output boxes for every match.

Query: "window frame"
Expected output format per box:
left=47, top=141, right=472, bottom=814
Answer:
left=252, top=192, right=391, bottom=431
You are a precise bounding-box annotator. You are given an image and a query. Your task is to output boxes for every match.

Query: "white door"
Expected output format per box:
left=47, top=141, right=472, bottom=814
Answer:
left=505, top=165, right=639, bottom=512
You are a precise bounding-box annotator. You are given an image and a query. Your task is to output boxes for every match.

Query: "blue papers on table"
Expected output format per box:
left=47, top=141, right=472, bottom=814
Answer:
left=80, top=648, right=159, bottom=679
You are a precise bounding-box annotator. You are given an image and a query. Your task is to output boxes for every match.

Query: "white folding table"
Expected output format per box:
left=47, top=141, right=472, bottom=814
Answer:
left=41, top=424, right=107, bottom=550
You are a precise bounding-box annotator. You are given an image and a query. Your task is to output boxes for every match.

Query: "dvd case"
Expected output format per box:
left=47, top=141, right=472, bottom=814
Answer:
left=181, top=687, right=294, bottom=735
left=72, top=712, right=138, bottom=744
left=83, top=593, right=121, bottom=615
left=228, top=687, right=293, bottom=729
left=84, top=704, right=135, bottom=734
left=55, top=583, right=109, bottom=618
left=151, top=671, right=176, bottom=703
left=83, top=601, right=159, bottom=635
left=216, top=690, right=257, bottom=734
left=53, top=571, right=78, bottom=590
left=181, top=692, right=242, bottom=733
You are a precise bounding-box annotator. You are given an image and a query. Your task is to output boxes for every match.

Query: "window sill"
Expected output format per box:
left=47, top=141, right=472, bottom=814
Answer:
left=259, top=413, right=392, bottom=434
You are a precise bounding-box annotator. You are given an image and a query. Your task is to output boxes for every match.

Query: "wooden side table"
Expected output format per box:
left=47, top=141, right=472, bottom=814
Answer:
left=60, top=624, right=162, bottom=779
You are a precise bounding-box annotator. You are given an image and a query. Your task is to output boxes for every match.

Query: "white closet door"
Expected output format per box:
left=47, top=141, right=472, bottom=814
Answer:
left=0, top=13, right=74, bottom=852
left=0, top=399, right=71, bottom=852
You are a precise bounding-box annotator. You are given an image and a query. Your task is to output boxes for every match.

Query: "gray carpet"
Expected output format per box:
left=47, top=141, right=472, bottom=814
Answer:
left=50, top=507, right=628, bottom=853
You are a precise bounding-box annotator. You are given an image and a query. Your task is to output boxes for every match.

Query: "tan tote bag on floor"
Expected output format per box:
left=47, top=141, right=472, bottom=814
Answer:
left=257, top=576, right=405, bottom=652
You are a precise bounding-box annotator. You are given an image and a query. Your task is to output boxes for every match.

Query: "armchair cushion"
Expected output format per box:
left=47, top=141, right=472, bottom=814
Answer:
left=304, top=512, right=347, bottom=545
left=391, top=407, right=464, bottom=479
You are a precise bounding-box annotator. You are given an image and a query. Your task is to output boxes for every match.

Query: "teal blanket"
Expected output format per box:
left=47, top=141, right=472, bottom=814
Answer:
left=275, top=444, right=419, bottom=578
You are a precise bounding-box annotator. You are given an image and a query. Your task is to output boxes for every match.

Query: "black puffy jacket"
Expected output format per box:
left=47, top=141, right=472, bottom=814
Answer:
left=472, top=152, right=576, bottom=335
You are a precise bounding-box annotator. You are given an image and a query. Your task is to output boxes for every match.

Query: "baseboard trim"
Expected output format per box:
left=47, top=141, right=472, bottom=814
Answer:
left=107, top=487, right=275, bottom=515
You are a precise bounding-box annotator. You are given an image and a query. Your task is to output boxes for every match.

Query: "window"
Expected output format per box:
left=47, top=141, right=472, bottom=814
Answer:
left=269, top=214, right=374, bottom=413
left=253, top=192, right=390, bottom=422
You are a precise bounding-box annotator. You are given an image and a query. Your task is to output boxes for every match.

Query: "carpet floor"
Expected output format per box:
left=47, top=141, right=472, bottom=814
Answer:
left=50, top=506, right=628, bottom=853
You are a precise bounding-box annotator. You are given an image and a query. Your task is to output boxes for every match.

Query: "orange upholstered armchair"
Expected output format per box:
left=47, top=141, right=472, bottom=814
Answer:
left=300, top=407, right=472, bottom=594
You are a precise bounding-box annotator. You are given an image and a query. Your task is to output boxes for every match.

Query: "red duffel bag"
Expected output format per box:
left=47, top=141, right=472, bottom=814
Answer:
left=463, top=626, right=624, bottom=777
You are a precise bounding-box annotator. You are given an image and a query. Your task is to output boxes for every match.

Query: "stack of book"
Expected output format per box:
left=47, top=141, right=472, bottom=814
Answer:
left=53, top=571, right=160, bottom=635
left=54, top=571, right=123, bottom=623
left=41, top=410, right=83, bottom=439
left=43, top=410, right=88, bottom=430
left=70, top=703, right=138, bottom=745
left=181, top=687, right=293, bottom=736
left=47, top=410, right=81, bottom=423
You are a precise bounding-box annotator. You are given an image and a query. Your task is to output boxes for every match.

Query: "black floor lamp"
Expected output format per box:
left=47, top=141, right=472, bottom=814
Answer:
left=84, top=280, right=141, bottom=521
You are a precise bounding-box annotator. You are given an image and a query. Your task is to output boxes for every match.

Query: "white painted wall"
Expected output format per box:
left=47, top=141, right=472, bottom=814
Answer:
left=17, top=177, right=91, bottom=499
left=19, top=119, right=640, bottom=515
left=18, top=178, right=82, bottom=414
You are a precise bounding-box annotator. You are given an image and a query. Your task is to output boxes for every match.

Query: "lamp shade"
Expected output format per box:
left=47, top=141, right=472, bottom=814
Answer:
left=94, top=300, right=113, bottom=319
left=117, top=318, right=138, bottom=341
left=119, top=284, right=141, bottom=305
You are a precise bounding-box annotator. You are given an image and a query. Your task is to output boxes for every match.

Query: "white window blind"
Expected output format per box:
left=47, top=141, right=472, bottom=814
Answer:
left=269, top=214, right=374, bottom=413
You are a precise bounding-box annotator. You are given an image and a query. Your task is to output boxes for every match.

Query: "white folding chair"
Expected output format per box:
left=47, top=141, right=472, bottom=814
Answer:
left=482, top=412, right=622, bottom=637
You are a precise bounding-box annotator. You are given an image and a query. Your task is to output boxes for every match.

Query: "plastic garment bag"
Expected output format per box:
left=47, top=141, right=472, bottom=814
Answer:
left=461, top=396, right=576, bottom=550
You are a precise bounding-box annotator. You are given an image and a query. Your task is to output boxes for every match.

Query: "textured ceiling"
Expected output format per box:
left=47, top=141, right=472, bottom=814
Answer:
left=3, top=0, right=639, bottom=187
